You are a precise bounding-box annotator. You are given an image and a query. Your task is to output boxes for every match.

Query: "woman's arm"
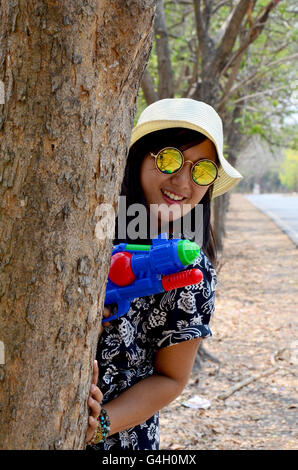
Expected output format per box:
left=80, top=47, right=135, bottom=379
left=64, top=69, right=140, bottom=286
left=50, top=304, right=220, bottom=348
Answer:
left=103, top=337, right=201, bottom=436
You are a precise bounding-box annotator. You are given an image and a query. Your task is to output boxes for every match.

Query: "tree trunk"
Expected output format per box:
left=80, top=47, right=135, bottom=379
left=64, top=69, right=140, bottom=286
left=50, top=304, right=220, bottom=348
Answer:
left=210, top=100, right=242, bottom=252
left=0, top=0, right=155, bottom=450
left=212, top=193, right=228, bottom=253
left=154, top=0, right=174, bottom=99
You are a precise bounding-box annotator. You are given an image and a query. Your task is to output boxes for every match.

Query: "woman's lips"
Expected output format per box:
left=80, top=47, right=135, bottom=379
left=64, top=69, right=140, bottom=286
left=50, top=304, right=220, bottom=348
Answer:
left=161, top=190, right=186, bottom=205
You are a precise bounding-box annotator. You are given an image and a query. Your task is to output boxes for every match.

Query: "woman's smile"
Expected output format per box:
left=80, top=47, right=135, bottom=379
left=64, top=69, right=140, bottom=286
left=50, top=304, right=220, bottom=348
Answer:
left=161, top=187, right=187, bottom=203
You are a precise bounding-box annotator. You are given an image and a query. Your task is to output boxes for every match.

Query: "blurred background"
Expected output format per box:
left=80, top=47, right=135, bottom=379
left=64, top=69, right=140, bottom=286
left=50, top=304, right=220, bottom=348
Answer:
left=134, top=0, right=298, bottom=450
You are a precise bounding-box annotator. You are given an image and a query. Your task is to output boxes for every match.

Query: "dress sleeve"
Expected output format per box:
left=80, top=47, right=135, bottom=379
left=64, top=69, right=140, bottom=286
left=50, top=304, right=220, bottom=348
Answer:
left=151, top=251, right=217, bottom=350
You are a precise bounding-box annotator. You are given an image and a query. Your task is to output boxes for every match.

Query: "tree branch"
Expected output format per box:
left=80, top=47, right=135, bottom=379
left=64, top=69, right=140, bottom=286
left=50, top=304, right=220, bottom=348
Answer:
left=231, top=84, right=288, bottom=105
left=217, top=367, right=279, bottom=400
left=174, top=64, right=189, bottom=93
left=212, top=0, right=234, bottom=16
left=193, top=0, right=205, bottom=43
left=209, top=0, right=252, bottom=75
left=218, top=51, right=244, bottom=113
left=141, top=68, right=159, bottom=105
left=213, top=6, right=237, bottom=46
left=202, top=0, right=214, bottom=32
left=218, top=51, right=298, bottom=111
left=193, top=0, right=213, bottom=62
left=220, top=0, right=282, bottom=77
left=154, top=0, right=174, bottom=98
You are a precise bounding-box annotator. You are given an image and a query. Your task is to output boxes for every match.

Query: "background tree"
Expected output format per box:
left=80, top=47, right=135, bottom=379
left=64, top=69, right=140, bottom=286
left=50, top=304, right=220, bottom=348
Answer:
left=235, top=134, right=282, bottom=193
left=139, top=0, right=297, bottom=251
left=0, top=0, right=155, bottom=450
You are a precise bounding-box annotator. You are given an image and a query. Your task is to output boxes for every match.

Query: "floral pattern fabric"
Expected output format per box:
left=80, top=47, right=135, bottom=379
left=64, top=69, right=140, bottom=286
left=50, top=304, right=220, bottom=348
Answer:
left=90, top=250, right=217, bottom=450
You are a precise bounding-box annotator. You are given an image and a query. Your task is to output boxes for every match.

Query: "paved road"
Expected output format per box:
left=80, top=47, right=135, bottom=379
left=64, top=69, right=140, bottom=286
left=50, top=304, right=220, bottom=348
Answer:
left=245, top=193, right=298, bottom=248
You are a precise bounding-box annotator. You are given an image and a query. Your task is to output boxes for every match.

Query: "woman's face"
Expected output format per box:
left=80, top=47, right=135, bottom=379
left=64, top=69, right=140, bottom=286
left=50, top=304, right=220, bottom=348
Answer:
left=140, top=138, right=218, bottom=225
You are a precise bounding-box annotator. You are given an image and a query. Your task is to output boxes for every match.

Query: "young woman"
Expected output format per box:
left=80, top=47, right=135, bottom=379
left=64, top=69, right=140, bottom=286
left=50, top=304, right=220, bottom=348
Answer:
left=85, top=98, right=242, bottom=450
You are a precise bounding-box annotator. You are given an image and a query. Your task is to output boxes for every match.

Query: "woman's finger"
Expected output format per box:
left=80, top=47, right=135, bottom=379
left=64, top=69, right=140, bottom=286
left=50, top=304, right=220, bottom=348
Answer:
left=102, top=307, right=112, bottom=327
left=89, top=415, right=97, bottom=429
left=91, top=384, right=103, bottom=403
left=92, top=359, right=99, bottom=386
left=103, top=306, right=111, bottom=315
left=103, top=307, right=112, bottom=318
left=86, top=416, right=98, bottom=443
left=88, top=395, right=101, bottom=419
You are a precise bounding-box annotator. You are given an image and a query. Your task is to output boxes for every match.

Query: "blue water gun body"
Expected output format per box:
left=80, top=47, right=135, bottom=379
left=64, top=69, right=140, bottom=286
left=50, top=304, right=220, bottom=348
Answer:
left=103, top=233, right=203, bottom=323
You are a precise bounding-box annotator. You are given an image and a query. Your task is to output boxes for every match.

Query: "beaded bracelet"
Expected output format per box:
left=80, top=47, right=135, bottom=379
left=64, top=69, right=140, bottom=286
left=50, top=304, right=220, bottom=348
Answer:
left=90, top=408, right=111, bottom=445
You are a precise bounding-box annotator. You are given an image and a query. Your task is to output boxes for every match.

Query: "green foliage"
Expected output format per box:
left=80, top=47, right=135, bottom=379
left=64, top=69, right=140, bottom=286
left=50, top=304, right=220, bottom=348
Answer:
left=139, top=0, right=297, bottom=153
left=279, top=149, right=298, bottom=191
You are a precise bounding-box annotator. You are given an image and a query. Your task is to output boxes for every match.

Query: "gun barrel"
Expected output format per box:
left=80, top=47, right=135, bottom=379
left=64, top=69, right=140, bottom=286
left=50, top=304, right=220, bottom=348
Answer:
left=161, top=268, right=203, bottom=291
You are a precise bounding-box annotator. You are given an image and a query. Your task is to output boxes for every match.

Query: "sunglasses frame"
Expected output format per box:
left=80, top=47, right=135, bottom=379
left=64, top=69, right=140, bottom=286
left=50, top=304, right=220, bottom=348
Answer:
left=150, top=146, right=219, bottom=187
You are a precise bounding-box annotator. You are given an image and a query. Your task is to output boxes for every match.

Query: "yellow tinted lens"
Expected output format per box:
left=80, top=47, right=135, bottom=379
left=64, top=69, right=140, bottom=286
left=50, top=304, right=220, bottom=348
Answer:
left=156, top=148, right=182, bottom=174
left=192, top=161, right=217, bottom=185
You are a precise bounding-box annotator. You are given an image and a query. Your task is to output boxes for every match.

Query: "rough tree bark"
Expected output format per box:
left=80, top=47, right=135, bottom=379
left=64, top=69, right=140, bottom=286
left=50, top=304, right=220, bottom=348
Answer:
left=0, top=0, right=155, bottom=450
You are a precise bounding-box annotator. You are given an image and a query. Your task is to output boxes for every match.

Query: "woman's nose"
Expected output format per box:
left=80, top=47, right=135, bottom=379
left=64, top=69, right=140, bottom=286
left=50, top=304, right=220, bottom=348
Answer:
left=170, top=161, right=192, bottom=186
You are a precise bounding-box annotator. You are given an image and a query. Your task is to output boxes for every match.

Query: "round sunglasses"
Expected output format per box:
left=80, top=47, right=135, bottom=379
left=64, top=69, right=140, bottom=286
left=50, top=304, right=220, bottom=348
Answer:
left=150, top=147, right=219, bottom=186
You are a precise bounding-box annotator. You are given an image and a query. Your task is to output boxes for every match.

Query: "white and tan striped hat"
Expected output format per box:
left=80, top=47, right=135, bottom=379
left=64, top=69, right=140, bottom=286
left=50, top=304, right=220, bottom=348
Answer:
left=130, top=98, right=243, bottom=199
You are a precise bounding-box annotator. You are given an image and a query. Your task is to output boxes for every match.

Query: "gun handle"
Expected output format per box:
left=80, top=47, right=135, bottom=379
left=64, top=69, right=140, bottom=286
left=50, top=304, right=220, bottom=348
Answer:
left=102, top=299, right=131, bottom=323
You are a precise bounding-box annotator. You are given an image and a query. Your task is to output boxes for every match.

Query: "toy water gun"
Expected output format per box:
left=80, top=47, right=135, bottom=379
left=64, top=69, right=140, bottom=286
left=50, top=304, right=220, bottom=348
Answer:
left=103, top=233, right=203, bottom=323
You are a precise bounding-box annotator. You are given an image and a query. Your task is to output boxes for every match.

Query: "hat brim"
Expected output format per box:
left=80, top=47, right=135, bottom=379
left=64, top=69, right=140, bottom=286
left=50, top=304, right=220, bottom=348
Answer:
left=130, top=120, right=243, bottom=199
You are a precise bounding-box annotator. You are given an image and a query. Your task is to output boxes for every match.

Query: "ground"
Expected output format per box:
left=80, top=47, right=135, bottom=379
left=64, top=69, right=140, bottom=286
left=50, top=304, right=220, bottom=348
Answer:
left=159, top=193, right=298, bottom=450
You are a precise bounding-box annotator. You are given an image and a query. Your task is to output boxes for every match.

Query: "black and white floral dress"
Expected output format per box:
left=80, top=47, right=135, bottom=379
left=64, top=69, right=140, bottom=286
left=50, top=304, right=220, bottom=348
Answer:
left=92, top=250, right=217, bottom=450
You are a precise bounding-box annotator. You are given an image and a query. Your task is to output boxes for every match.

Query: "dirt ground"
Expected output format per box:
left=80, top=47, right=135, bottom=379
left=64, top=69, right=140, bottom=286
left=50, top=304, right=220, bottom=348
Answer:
left=159, top=193, right=298, bottom=450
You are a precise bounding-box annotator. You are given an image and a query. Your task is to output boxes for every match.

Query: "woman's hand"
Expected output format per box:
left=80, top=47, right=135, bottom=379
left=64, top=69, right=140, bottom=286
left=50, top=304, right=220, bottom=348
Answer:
left=85, top=360, right=103, bottom=444
left=99, top=307, right=113, bottom=335
left=102, top=306, right=112, bottom=326
left=102, top=307, right=113, bottom=328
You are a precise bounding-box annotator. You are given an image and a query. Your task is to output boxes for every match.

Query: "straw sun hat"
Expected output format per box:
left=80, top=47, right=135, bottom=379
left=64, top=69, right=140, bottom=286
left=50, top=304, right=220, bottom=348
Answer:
left=130, top=98, right=243, bottom=199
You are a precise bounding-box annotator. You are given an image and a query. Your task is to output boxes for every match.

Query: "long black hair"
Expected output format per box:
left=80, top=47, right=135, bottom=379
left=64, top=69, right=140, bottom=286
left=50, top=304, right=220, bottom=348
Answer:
left=114, top=128, right=218, bottom=267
